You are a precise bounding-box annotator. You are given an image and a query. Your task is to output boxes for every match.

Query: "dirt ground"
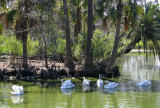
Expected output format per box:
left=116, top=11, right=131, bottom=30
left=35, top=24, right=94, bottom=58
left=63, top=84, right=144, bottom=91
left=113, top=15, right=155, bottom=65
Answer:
left=0, top=55, right=83, bottom=72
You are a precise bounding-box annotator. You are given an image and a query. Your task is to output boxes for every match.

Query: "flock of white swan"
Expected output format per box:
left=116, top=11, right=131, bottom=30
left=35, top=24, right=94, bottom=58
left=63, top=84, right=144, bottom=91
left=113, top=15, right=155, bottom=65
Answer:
left=10, top=75, right=151, bottom=95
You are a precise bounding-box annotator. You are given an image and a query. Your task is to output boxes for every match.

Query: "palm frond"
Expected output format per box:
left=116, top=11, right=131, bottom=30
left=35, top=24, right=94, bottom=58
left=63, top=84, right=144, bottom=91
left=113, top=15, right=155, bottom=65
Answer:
left=7, top=10, right=17, bottom=24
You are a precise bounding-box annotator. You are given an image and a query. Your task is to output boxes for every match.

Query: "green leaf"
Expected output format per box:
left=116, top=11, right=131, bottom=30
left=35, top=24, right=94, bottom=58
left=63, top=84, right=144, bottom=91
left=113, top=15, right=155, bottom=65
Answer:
left=0, top=23, right=4, bottom=34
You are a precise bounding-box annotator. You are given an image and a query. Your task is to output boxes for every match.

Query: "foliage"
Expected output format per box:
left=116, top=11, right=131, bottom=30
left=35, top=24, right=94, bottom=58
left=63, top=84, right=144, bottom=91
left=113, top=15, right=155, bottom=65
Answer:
left=27, top=36, right=39, bottom=56
left=0, top=23, right=4, bottom=34
left=72, top=33, right=86, bottom=60
left=0, top=36, right=5, bottom=54
left=0, top=35, right=39, bottom=56
left=3, top=36, right=23, bottom=55
left=92, top=29, right=114, bottom=61
left=47, top=31, right=66, bottom=55
left=135, top=3, right=160, bottom=59
left=56, top=37, right=66, bottom=55
left=0, top=0, right=159, bottom=71
left=72, top=29, right=115, bottom=61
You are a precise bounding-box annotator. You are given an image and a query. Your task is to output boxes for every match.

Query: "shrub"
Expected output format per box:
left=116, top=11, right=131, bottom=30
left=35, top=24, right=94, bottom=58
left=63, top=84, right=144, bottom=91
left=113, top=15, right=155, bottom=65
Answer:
left=0, top=35, right=39, bottom=56
left=92, top=29, right=114, bottom=61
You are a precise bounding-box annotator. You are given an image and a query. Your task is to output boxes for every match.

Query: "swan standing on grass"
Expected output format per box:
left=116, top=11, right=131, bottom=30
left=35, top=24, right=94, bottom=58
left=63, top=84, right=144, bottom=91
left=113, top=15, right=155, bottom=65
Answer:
left=96, top=74, right=103, bottom=85
left=83, top=77, right=91, bottom=86
left=104, top=81, right=118, bottom=89
left=10, top=85, right=24, bottom=95
left=60, top=79, right=75, bottom=89
left=137, top=78, right=151, bottom=86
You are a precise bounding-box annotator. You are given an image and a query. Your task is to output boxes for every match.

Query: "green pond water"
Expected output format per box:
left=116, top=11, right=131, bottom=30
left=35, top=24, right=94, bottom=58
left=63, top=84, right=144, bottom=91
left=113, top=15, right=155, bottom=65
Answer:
left=1, top=53, right=160, bottom=108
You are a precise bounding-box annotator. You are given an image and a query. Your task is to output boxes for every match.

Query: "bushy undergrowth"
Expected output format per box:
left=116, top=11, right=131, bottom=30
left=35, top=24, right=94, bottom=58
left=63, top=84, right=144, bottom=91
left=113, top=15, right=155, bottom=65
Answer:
left=72, top=29, right=115, bottom=61
left=92, top=29, right=114, bottom=61
left=47, top=32, right=66, bottom=55
left=0, top=35, right=39, bottom=56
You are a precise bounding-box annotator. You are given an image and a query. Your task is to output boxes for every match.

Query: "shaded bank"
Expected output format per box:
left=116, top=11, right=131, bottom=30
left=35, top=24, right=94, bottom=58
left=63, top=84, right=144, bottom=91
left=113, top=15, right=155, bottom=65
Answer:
left=0, top=55, right=120, bottom=80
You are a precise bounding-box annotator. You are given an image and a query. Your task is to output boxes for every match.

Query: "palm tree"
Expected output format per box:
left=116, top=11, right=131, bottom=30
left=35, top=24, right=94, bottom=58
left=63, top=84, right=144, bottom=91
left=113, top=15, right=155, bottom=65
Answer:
left=69, top=0, right=88, bottom=39
left=63, top=0, right=75, bottom=70
left=121, top=3, right=160, bottom=59
left=15, top=0, right=37, bottom=69
left=85, top=0, right=94, bottom=72
left=140, top=3, right=160, bottom=58
left=96, top=0, right=142, bottom=71
left=69, top=0, right=82, bottom=38
left=109, top=0, right=123, bottom=68
left=0, top=0, right=37, bottom=69
left=109, top=0, right=143, bottom=67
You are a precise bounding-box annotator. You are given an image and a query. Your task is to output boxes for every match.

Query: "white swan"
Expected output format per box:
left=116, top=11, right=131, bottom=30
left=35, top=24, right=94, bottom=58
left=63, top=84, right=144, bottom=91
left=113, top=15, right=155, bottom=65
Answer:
left=137, top=78, right=151, bottom=86
left=60, top=79, right=75, bottom=89
left=96, top=74, right=103, bottom=85
left=104, top=81, right=118, bottom=89
left=10, top=85, right=24, bottom=95
left=83, top=77, right=90, bottom=86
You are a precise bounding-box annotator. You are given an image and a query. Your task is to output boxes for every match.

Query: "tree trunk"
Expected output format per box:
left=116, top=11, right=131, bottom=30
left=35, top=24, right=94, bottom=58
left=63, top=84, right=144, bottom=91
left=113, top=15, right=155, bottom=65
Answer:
left=74, top=6, right=81, bottom=39
left=22, top=33, right=28, bottom=69
left=63, top=0, right=75, bottom=70
left=39, top=37, right=43, bottom=60
left=43, top=36, right=48, bottom=68
left=109, top=2, right=123, bottom=68
left=85, top=0, right=94, bottom=72
left=120, top=34, right=141, bottom=55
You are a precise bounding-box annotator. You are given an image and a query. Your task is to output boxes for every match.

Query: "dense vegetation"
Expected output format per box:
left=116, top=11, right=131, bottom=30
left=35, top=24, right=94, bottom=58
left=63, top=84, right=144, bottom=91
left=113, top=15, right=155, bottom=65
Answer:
left=0, top=0, right=160, bottom=78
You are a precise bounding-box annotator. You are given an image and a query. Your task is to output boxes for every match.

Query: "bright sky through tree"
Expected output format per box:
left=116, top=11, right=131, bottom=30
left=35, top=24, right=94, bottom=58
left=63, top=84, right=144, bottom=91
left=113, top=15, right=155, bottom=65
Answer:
left=146, top=0, right=159, bottom=3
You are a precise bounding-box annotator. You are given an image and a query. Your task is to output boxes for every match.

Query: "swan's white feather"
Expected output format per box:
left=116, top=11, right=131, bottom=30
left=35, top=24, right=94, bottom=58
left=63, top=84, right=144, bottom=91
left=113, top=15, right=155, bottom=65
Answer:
left=83, top=77, right=90, bottom=86
left=11, top=85, right=24, bottom=95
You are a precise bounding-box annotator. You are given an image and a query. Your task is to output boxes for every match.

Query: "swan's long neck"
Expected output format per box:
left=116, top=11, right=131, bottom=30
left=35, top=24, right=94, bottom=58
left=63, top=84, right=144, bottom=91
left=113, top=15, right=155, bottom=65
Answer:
left=61, top=80, right=64, bottom=86
left=83, top=77, right=86, bottom=81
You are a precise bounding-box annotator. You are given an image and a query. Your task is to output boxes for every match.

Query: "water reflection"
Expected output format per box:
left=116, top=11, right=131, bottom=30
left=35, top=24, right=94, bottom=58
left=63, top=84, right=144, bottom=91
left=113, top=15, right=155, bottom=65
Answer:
left=0, top=105, right=10, bottom=108
left=11, top=95, right=23, bottom=104
left=36, top=81, right=49, bottom=88
left=83, top=85, right=91, bottom=93
left=104, top=88, right=117, bottom=94
left=60, top=88, right=74, bottom=96
left=116, top=54, right=160, bottom=81
left=137, top=85, right=151, bottom=92
left=97, top=84, right=103, bottom=89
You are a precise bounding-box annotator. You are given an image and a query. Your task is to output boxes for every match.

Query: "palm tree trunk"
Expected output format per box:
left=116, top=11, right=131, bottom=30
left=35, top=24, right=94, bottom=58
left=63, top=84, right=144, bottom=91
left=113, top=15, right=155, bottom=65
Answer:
left=85, top=0, right=94, bottom=72
left=74, top=6, right=81, bottom=39
left=109, top=2, right=123, bottom=68
left=63, top=0, right=75, bottom=70
left=22, top=33, right=28, bottom=69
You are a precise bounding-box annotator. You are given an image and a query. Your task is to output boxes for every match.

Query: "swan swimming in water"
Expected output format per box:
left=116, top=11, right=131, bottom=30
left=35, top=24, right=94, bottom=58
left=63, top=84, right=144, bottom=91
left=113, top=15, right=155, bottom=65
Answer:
left=10, top=85, right=24, bottom=95
left=96, top=74, right=103, bottom=85
left=137, top=78, right=151, bottom=86
left=60, top=79, right=75, bottom=89
left=104, top=81, right=118, bottom=89
left=83, top=77, right=91, bottom=86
